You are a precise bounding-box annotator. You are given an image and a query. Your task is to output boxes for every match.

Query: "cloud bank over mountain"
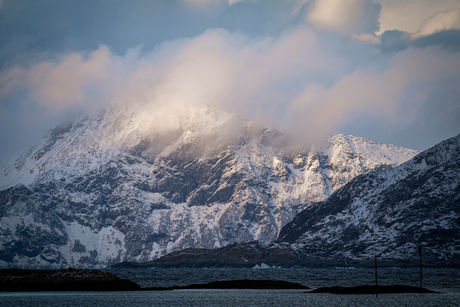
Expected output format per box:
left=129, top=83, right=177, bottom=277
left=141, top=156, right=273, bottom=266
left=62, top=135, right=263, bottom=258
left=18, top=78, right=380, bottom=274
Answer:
left=0, top=0, right=459, bottom=160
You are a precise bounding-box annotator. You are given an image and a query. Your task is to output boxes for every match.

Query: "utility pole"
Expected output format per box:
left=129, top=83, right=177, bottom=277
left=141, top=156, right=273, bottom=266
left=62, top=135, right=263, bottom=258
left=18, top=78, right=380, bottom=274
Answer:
left=418, top=246, right=422, bottom=289
left=375, top=255, right=378, bottom=297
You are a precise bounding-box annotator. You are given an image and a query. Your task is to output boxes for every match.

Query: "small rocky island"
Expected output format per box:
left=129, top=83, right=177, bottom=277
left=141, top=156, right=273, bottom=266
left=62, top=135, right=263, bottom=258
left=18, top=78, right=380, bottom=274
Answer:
left=310, top=285, right=438, bottom=294
left=0, top=268, right=141, bottom=291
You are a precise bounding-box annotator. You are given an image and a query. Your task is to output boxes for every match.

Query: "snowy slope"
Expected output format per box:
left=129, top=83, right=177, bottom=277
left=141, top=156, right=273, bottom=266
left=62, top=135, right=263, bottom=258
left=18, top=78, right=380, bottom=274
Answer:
left=277, top=133, right=460, bottom=266
left=0, top=103, right=418, bottom=268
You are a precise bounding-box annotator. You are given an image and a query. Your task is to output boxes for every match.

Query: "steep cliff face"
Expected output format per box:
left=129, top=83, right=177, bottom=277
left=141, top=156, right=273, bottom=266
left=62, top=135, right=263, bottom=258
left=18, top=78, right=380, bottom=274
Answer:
left=0, top=104, right=417, bottom=268
left=277, top=134, right=460, bottom=266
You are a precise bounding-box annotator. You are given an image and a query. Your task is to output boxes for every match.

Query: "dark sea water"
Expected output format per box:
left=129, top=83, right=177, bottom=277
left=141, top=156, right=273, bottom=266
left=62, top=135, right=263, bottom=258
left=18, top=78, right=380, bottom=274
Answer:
left=1, top=267, right=459, bottom=306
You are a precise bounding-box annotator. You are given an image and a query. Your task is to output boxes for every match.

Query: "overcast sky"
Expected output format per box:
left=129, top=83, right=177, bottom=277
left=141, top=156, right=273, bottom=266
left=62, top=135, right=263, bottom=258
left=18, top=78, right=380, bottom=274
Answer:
left=1, top=0, right=459, bottom=160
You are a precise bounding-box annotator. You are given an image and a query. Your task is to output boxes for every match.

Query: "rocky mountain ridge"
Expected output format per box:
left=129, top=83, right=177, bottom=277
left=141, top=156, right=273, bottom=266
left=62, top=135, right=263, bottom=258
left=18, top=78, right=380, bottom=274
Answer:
left=0, top=103, right=418, bottom=268
left=278, top=133, right=460, bottom=266
left=134, top=134, right=459, bottom=268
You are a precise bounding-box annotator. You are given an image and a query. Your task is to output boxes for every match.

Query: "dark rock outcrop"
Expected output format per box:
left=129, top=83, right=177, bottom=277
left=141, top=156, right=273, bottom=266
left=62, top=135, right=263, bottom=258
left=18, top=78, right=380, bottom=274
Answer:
left=0, top=268, right=141, bottom=291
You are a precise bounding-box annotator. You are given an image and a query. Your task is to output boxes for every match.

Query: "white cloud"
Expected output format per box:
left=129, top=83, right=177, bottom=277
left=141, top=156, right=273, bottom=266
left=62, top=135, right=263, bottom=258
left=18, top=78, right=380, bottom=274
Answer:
left=306, top=0, right=380, bottom=35
left=0, top=27, right=336, bottom=146
left=307, top=0, right=363, bottom=33
left=287, top=46, right=460, bottom=142
left=0, top=45, right=118, bottom=111
left=0, top=28, right=322, bottom=112
left=411, top=8, right=460, bottom=39
left=352, top=33, right=381, bottom=44
left=1, top=26, right=459, bottom=151
left=376, top=0, right=460, bottom=36
left=227, top=0, right=244, bottom=5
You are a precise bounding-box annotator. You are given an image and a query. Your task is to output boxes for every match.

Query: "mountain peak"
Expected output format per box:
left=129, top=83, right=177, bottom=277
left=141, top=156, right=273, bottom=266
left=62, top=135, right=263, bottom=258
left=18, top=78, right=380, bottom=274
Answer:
left=0, top=104, right=419, bottom=268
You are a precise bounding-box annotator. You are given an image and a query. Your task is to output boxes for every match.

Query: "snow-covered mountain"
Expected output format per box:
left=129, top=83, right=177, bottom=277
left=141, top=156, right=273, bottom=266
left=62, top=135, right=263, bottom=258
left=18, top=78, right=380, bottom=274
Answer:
left=127, top=134, right=459, bottom=268
left=277, top=133, right=460, bottom=266
left=0, top=103, right=417, bottom=268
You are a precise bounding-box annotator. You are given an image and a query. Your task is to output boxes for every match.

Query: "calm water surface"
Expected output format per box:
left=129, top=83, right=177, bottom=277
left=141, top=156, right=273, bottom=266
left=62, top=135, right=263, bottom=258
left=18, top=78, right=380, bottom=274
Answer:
left=1, top=267, right=459, bottom=306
